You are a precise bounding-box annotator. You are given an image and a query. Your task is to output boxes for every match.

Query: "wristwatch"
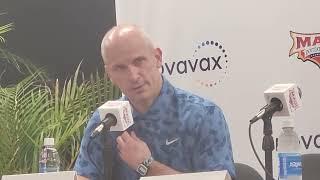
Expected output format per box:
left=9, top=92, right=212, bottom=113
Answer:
left=136, top=156, right=154, bottom=176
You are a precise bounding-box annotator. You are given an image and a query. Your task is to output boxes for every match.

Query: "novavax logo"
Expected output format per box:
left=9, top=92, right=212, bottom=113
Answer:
left=161, top=40, right=229, bottom=88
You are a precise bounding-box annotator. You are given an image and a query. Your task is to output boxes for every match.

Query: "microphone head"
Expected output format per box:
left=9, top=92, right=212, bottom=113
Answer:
left=264, top=83, right=302, bottom=117
left=98, top=100, right=134, bottom=131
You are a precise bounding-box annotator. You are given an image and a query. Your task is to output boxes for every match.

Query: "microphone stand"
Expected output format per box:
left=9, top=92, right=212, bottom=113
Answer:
left=100, top=114, right=117, bottom=180
left=103, top=125, right=114, bottom=180
left=262, top=113, right=275, bottom=180
left=250, top=98, right=282, bottom=180
left=90, top=113, right=117, bottom=180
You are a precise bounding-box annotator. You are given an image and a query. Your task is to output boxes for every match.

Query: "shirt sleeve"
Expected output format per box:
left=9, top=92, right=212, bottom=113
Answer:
left=192, top=105, right=236, bottom=179
left=74, top=111, right=105, bottom=179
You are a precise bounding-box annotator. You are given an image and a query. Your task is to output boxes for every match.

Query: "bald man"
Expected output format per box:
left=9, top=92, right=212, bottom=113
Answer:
left=74, top=25, right=235, bottom=180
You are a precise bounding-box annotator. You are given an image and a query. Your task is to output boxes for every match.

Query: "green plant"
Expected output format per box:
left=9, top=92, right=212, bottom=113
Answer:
left=0, top=12, right=41, bottom=86
left=0, top=12, right=14, bottom=44
left=0, top=64, right=121, bottom=175
left=0, top=12, right=121, bottom=175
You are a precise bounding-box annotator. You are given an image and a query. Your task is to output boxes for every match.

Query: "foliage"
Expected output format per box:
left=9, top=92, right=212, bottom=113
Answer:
left=0, top=64, right=122, bottom=175
left=0, top=12, right=41, bottom=86
left=0, top=12, right=14, bottom=44
left=0, top=47, right=44, bottom=85
left=0, top=11, right=121, bottom=175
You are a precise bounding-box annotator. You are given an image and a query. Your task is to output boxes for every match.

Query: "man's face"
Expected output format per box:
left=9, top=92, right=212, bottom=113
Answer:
left=104, top=35, right=162, bottom=103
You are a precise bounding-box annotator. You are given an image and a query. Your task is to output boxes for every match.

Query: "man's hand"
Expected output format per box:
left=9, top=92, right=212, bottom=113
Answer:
left=116, top=131, right=151, bottom=170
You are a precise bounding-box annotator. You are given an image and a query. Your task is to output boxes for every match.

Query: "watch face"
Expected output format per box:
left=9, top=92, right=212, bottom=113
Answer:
left=137, top=164, right=148, bottom=176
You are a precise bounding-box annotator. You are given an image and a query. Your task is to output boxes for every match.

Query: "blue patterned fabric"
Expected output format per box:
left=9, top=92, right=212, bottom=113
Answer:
left=74, top=77, right=235, bottom=179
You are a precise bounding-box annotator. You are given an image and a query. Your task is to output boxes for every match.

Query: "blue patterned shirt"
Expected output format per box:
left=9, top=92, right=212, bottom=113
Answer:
left=74, top=77, right=235, bottom=179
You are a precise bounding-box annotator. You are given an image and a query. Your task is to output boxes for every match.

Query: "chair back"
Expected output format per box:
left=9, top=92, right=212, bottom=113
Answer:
left=235, top=163, right=263, bottom=180
left=302, top=153, right=320, bottom=180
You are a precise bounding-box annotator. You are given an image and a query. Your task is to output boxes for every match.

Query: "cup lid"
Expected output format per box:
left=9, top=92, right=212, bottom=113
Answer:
left=281, top=119, right=295, bottom=128
left=44, top=138, right=55, bottom=146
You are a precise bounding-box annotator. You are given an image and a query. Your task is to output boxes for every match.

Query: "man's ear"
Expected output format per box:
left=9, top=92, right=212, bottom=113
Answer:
left=104, top=65, right=113, bottom=83
left=155, top=47, right=162, bottom=68
left=105, top=73, right=113, bottom=83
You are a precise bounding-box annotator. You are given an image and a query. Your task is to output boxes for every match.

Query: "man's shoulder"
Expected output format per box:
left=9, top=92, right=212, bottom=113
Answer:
left=162, top=77, right=221, bottom=114
left=85, top=110, right=102, bottom=129
left=173, top=87, right=219, bottom=110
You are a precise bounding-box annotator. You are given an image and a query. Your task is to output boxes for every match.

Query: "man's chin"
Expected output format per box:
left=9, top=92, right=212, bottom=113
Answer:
left=127, top=91, right=148, bottom=101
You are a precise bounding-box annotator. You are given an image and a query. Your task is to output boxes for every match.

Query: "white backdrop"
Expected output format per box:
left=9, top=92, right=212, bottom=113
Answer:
left=115, top=0, right=320, bottom=178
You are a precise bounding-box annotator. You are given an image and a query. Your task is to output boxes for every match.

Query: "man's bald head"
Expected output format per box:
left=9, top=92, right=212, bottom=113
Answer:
left=99, top=25, right=163, bottom=113
left=101, top=25, right=155, bottom=64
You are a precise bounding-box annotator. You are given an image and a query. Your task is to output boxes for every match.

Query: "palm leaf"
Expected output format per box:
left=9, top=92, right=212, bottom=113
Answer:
left=0, top=11, right=14, bottom=44
left=0, top=22, right=14, bottom=43
left=0, top=71, right=49, bottom=174
left=0, top=47, right=43, bottom=79
left=0, top=12, right=121, bottom=175
left=0, top=63, right=121, bottom=175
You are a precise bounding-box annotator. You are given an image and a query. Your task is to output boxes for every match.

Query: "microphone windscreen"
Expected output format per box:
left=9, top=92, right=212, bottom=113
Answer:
left=264, top=83, right=302, bottom=117
left=98, top=101, right=134, bottom=131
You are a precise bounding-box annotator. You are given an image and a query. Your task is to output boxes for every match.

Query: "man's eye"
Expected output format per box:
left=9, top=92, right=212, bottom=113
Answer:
left=134, top=58, right=145, bottom=65
left=113, top=66, right=126, bottom=71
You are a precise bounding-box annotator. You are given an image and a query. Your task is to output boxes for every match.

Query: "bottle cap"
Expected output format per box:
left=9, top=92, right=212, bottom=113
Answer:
left=44, top=138, right=55, bottom=146
left=281, top=119, right=295, bottom=128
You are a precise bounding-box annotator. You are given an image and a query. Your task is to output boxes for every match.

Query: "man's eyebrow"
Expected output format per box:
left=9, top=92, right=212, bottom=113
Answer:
left=133, top=56, right=146, bottom=61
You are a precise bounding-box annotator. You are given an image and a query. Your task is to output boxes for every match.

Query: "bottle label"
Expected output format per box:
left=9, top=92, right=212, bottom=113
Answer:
left=39, top=147, right=60, bottom=173
left=278, top=153, right=302, bottom=178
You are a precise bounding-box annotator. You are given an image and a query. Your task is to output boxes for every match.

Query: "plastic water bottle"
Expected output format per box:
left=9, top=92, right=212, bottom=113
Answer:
left=277, top=119, right=302, bottom=180
left=39, top=138, right=60, bottom=173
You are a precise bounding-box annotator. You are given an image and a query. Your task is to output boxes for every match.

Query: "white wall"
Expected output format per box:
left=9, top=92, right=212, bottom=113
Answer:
left=116, top=0, right=320, bottom=177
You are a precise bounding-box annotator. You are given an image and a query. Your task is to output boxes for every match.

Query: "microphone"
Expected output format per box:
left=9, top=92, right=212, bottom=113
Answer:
left=90, top=100, right=134, bottom=138
left=250, top=83, right=302, bottom=124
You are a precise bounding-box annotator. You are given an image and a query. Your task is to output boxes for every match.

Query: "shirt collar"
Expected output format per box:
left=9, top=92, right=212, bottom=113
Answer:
left=124, top=76, right=174, bottom=119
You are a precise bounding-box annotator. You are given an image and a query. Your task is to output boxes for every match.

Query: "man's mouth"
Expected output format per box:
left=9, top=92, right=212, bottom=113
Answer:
left=132, top=84, right=144, bottom=91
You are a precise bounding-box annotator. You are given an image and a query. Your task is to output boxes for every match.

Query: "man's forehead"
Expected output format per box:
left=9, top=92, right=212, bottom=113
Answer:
left=105, top=38, right=151, bottom=61
left=105, top=53, right=146, bottom=67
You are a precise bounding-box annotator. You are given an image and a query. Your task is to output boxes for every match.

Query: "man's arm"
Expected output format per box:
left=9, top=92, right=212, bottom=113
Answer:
left=117, top=131, right=182, bottom=176
left=73, top=111, right=106, bottom=179
left=191, top=105, right=236, bottom=178
left=76, top=161, right=181, bottom=178
left=147, top=160, right=181, bottom=176
left=76, top=175, right=89, bottom=180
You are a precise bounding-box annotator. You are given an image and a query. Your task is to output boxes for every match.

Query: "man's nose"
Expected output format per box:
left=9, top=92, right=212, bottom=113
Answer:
left=127, top=66, right=141, bottom=82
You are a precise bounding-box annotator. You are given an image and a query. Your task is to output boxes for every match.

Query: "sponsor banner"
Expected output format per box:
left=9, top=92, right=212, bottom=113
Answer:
left=116, top=0, right=320, bottom=176
left=161, top=40, right=229, bottom=88
left=289, top=32, right=320, bottom=68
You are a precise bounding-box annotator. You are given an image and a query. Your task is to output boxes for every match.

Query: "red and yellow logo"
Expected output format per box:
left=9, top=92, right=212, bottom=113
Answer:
left=289, top=31, right=320, bottom=68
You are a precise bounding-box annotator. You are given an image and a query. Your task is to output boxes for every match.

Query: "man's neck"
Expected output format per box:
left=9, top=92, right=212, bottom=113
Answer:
left=131, top=76, right=163, bottom=114
left=131, top=98, right=154, bottom=114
